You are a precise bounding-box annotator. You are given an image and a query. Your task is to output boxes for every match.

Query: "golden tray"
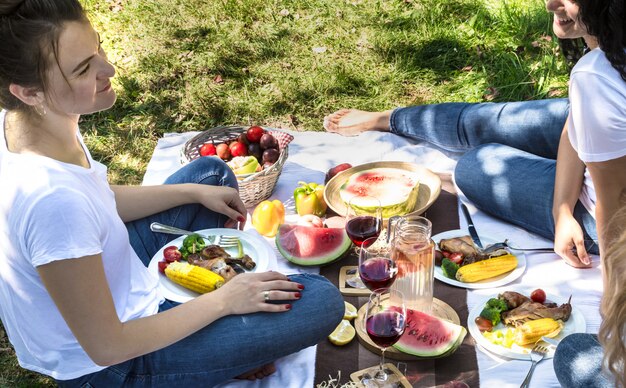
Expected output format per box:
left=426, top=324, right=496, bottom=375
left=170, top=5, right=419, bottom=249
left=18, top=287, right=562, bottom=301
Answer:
left=323, top=161, right=442, bottom=219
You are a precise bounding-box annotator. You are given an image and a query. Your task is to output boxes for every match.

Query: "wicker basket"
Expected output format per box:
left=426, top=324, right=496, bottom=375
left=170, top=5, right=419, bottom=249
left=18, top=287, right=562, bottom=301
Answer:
left=180, top=125, right=293, bottom=207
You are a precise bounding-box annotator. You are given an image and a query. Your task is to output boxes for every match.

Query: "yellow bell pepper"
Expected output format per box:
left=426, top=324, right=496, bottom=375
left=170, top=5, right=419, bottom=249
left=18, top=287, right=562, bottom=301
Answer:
left=252, top=200, right=285, bottom=237
left=294, top=181, right=327, bottom=217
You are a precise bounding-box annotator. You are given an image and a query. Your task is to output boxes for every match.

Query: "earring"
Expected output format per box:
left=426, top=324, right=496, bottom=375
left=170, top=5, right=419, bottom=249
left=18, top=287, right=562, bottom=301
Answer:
left=34, top=103, right=47, bottom=116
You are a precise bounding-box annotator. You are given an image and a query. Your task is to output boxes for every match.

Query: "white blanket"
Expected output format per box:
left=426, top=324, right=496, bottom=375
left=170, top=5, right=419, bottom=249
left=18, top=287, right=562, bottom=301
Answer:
left=143, top=129, right=603, bottom=388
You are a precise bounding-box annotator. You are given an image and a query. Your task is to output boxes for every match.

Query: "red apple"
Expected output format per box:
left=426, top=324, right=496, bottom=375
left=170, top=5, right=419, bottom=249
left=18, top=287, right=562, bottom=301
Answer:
left=230, top=141, right=248, bottom=157
left=324, top=163, right=353, bottom=183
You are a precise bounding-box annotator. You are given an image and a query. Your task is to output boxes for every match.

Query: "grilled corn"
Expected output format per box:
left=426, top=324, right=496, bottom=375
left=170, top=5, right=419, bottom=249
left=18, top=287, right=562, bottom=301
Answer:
left=513, top=318, right=563, bottom=346
left=455, top=254, right=518, bottom=283
left=164, top=261, right=224, bottom=294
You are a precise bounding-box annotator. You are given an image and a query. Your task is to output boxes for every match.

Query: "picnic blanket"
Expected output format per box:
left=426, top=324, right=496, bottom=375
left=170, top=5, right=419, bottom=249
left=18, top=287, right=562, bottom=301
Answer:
left=143, top=128, right=603, bottom=387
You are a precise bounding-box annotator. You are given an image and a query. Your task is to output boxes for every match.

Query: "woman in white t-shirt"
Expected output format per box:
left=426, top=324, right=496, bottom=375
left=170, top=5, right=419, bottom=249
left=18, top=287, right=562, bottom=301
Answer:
left=0, top=1, right=344, bottom=386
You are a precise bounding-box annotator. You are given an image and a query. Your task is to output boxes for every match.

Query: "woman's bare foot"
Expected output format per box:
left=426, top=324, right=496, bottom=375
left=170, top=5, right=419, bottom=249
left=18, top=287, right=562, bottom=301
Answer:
left=323, top=109, right=392, bottom=136
left=235, top=363, right=277, bottom=380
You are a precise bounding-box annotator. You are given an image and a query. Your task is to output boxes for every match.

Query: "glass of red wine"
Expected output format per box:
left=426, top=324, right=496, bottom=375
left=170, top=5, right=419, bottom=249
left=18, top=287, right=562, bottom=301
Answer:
left=364, top=289, right=407, bottom=385
left=359, top=237, right=397, bottom=293
left=344, top=196, right=383, bottom=289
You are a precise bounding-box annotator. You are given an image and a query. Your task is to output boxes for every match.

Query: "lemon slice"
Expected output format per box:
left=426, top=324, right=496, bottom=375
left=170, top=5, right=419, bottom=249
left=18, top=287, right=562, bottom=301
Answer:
left=343, top=301, right=358, bottom=321
left=329, top=319, right=356, bottom=346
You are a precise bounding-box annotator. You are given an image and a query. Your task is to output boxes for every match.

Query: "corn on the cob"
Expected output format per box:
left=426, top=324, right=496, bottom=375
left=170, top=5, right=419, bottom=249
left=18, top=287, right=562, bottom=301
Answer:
left=455, top=254, right=518, bottom=283
left=513, top=318, right=563, bottom=346
left=164, top=261, right=224, bottom=294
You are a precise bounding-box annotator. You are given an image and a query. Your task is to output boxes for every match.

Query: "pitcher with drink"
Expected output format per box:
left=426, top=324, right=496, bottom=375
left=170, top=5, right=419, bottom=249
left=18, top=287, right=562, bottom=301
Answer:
left=387, top=215, right=435, bottom=313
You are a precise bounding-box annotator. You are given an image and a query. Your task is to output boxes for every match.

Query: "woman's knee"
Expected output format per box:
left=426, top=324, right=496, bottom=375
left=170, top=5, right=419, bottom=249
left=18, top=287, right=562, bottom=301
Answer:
left=554, top=333, right=610, bottom=387
left=165, top=157, right=238, bottom=189
left=288, top=274, right=344, bottom=335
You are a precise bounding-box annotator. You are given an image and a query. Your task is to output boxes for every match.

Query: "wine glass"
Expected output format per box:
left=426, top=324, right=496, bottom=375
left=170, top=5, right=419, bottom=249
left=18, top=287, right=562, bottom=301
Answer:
left=359, top=236, right=397, bottom=293
left=344, top=196, right=383, bottom=289
left=364, top=289, right=407, bottom=386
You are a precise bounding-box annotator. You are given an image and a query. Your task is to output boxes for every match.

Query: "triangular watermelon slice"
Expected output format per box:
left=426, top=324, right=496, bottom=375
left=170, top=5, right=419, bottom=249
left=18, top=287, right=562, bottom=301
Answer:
left=275, top=224, right=352, bottom=266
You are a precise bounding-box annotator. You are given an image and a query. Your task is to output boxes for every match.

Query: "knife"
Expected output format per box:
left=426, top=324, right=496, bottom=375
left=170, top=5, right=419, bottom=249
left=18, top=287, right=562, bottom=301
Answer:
left=461, top=203, right=483, bottom=249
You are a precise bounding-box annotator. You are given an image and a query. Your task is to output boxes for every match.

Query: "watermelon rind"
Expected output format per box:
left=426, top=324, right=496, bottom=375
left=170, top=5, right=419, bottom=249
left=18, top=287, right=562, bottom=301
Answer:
left=275, top=224, right=352, bottom=266
left=339, top=168, right=420, bottom=219
left=392, top=308, right=467, bottom=358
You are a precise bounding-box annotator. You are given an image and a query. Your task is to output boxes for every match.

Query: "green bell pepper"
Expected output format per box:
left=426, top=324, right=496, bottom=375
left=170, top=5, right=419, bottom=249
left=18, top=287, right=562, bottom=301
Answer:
left=294, top=181, right=327, bottom=217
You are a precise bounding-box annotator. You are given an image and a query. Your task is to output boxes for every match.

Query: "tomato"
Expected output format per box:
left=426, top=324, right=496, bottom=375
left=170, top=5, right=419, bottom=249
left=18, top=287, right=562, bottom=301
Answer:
left=448, top=252, right=464, bottom=265
left=230, top=141, right=248, bottom=157
left=530, top=288, right=546, bottom=304
left=199, top=143, right=216, bottom=157
left=158, top=260, right=169, bottom=274
left=442, top=250, right=451, bottom=258
left=474, top=316, right=493, bottom=332
left=163, top=245, right=182, bottom=263
left=246, top=126, right=265, bottom=143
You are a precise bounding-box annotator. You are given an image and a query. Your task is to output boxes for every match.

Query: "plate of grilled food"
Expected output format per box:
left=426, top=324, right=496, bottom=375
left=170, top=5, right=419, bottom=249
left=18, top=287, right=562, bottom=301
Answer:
left=148, top=229, right=273, bottom=303
left=432, top=230, right=527, bottom=289
left=468, top=290, right=586, bottom=360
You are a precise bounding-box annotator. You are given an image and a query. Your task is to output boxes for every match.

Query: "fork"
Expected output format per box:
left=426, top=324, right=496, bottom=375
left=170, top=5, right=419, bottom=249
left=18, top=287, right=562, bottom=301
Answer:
left=150, top=222, right=240, bottom=248
left=482, top=239, right=554, bottom=254
left=520, top=344, right=549, bottom=388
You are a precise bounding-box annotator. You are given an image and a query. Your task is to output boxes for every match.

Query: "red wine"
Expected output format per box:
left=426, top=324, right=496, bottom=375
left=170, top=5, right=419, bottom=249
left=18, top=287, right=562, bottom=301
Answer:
left=346, top=216, right=381, bottom=246
left=359, top=257, right=397, bottom=290
left=366, top=311, right=406, bottom=348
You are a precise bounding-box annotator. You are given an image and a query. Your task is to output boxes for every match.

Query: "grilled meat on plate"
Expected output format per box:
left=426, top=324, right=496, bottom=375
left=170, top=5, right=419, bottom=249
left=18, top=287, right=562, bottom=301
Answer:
left=501, top=296, right=572, bottom=327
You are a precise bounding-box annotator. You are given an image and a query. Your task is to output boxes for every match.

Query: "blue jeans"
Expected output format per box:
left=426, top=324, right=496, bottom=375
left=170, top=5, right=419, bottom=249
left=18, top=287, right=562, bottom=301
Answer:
left=57, top=157, right=345, bottom=387
left=391, top=99, right=599, bottom=254
left=553, top=333, right=615, bottom=387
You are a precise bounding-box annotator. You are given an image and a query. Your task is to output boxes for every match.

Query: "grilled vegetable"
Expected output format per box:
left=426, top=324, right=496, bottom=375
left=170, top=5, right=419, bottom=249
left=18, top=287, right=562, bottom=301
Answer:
left=480, top=307, right=503, bottom=326
left=513, top=318, right=563, bottom=346
left=441, top=258, right=460, bottom=279
left=164, top=261, right=224, bottom=294
left=180, top=234, right=206, bottom=259
left=455, top=254, right=517, bottom=283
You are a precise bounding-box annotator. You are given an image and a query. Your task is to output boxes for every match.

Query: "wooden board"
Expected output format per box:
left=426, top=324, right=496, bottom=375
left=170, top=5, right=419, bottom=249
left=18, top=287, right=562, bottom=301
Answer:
left=355, top=297, right=460, bottom=360
left=338, top=266, right=373, bottom=296
left=349, top=363, right=412, bottom=387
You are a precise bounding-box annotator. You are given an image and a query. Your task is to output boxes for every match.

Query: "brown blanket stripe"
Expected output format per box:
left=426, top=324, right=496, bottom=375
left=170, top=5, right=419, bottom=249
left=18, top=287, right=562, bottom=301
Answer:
left=315, top=174, right=479, bottom=387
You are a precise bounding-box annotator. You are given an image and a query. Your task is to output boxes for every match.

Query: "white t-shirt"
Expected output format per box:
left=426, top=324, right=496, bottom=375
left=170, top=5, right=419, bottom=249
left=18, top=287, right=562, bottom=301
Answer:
left=568, top=48, right=626, bottom=216
left=0, top=110, right=163, bottom=380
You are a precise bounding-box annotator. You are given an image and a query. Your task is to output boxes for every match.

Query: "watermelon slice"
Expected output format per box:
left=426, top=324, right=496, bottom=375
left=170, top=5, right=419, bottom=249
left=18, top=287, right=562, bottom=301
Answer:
left=391, top=307, right=466, bottom=357
left=275, top=224, right=351, bottom=266
left=339, top=168, right=420, bottom=218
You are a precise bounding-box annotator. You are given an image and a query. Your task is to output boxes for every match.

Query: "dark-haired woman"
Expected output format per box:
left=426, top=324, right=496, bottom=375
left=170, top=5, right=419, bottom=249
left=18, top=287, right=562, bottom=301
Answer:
left=0, top=1, right=344, bottom=386
left=324, top=0, right=626, bottom=269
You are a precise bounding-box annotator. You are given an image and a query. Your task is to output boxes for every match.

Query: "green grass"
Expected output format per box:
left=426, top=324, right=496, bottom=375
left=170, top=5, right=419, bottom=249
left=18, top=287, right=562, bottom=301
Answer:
left=1, top=0, right=569, bottom=385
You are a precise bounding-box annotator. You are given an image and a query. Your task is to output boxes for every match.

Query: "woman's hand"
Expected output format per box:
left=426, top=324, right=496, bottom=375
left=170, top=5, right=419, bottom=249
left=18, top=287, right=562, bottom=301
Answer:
left=192, top=185, right=247, bottom=229
left=212, top=271, right=303, bottom=315
left=554, top=213, right=591, bottom=268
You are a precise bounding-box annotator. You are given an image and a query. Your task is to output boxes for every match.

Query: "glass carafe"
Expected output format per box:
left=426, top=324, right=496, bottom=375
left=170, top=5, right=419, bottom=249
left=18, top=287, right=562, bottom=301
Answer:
left=387, top=215, right=435, bottom=313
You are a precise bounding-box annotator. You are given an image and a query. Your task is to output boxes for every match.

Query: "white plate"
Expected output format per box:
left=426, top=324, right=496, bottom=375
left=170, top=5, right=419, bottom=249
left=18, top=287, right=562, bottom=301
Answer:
left=148, top=228, right=273, bottom=303
left=468, top=294, right=587, bottom=359
left=432, top=229, right=527, bottom=289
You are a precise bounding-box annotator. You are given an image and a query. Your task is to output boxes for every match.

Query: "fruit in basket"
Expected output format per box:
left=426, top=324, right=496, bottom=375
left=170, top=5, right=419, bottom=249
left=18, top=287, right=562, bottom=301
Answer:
left=262, top=148, right=280, bottom=164
left=199, top=143, right=216, bottom=157
left=391, top=308, right=467, bottom=357
left=247, top=143, right=262, bottom=161
left=229, top=141, right=248, bottom=157
left=275, top=224, right=351, bottom=266
left=227, top=156, right=260, bottom=175
left=216, top=143, right=231, bottom=160
left=246, top=125, right=265, bottom=143
left=259, top=133, right=278, bottom=150
left=324, top=163, right=352, bottom=183
left=252, top=200, right=285, bottom=237
left=339, top=168, right=419, bottom=219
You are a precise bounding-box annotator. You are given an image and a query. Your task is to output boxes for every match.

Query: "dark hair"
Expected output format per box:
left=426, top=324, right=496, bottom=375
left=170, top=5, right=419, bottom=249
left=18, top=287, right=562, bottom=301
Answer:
left=0, top=0, right=88, bottom=112
left=558, top=38, right=588, bottom=69
left=576, top=0, right=626, bottom=82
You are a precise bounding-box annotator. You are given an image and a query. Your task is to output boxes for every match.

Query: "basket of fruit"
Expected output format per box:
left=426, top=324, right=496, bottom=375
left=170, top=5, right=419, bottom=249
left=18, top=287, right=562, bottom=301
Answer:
left=180, top=125, right=294, bottom=207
